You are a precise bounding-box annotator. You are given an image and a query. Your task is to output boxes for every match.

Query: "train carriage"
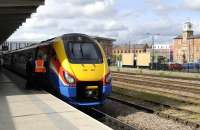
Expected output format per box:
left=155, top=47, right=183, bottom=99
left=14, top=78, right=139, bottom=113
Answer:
left=3, top=33, right=112, bottom=106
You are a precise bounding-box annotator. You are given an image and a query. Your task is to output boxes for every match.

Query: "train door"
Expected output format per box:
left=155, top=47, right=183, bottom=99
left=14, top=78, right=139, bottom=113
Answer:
left=34, top=47, right=49, bottom=89
left=46, top=46, right=59, bottom=91
left=36, top=45, right=58, bottom=90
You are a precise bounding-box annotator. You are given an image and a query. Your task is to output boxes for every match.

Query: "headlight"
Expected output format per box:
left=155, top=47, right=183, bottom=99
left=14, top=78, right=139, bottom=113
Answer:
left=63, top=71, right=75, bottom=84
left=105, top=72, right=112, bottom=84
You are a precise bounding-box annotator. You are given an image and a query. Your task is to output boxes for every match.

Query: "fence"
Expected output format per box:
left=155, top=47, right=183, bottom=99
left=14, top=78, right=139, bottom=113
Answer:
left=110, top=60, right=200, bottom=73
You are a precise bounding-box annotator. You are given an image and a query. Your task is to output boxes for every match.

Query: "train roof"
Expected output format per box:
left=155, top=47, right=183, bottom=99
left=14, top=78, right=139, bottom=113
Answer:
left=3, top=33, right=95, bottom=54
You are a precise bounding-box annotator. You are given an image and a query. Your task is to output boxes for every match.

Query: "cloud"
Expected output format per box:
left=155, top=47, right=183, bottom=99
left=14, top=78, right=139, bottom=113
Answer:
left=9, top=0, right=120, bottom=41
left=9, top=0, right=193, bottom=44
left=133, top=20, right=181, bottom=36
left=88, top=21, right=128, bottom=32
left=145, top=0, right=177, bottom=15
left=67, top=0, right=104, bottom=6
left=183, top=0, right=200, bottom=11
left=35, top=0, right=116, bottom=19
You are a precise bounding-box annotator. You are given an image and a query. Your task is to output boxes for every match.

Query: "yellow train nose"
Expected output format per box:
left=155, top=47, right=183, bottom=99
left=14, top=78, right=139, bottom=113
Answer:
left=69, top=64, right=105, bottom=81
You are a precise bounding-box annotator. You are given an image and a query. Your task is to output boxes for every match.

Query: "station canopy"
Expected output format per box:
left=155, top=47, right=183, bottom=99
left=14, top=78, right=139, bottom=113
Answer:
left=0, top=0, right=44, bottom=44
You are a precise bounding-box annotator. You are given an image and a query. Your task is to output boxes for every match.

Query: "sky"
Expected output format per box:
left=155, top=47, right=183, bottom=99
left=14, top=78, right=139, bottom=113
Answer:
left=8, top=0, right=200, bottom=44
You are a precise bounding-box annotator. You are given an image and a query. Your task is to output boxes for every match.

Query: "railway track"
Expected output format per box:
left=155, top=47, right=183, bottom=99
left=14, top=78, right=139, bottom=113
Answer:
left=111, top=71, right=200, bottom=128
left=111, top=70, right=200, bottom=81
left=80, top=108, right=138, bottom=130
left=112, top=71, right=200, bottom=105
left=112, top=74, right=200, bottom=94
left=112, top=71, right=200, bottom=86
left=113, top=80, right=200, bottom=105
left=109, top=93, right=200, bottom=129
left=113, top=76, right=200, bottom=97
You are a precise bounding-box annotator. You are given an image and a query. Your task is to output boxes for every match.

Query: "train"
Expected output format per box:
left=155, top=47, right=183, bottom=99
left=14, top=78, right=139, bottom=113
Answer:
left=3, top=33, right=112, bottom=106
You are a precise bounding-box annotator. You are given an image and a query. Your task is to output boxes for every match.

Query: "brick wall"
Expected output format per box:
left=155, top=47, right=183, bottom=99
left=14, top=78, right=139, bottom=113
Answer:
left=173, top=38, right=200, bottom=63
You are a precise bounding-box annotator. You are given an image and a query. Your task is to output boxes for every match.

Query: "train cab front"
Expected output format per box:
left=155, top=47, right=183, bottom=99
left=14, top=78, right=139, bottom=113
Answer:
left=57, top=34, right=112, bottom=107
left=71, top=74, right=112, bottom=107
left=57, top=67, right=112, bottom=107
left=64, top=80, right=112, bottom=107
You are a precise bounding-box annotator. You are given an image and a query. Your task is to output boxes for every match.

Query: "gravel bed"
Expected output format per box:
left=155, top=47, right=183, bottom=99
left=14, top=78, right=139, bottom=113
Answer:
left=98, top=99, right=196, bottom=130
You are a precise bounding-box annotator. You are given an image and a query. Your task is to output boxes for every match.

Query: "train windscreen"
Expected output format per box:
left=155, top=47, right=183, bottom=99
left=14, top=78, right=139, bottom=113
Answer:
left=65, top=42, right=103, bottom=64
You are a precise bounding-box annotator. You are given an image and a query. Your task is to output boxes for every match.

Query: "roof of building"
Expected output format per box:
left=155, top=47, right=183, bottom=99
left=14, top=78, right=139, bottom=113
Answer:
left=92, top=36, right=116, bottom=42
left=113, top=43, right=150, bottom=50
left=174, top=34, right=200, bottom=39
left=132, top=43, right=150, bottom=49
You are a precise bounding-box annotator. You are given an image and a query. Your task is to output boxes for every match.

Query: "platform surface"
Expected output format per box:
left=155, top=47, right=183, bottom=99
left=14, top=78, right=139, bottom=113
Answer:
left=0, top=70, right=112, bottom=130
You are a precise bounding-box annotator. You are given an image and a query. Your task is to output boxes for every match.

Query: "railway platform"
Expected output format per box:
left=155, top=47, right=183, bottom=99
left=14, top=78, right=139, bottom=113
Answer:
left=0, top=69, right=112, bottom=130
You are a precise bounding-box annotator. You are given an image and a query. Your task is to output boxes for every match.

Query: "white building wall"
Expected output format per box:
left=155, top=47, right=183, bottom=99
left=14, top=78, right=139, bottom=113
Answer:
left=152, top=44, right=171, bottom=63
left=152, top=44, right=170, bottom=50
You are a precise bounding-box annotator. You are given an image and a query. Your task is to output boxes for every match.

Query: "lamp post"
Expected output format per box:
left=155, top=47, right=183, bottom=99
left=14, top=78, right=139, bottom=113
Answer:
left=133, top=42, right=136, bottom=67
left=188, top=38, right=191, bottom=72
left=146, top=33, right=160, bottom=69
left=128, top=40, right=130, bottom=52
left=152, top=35, right=155, bottom=69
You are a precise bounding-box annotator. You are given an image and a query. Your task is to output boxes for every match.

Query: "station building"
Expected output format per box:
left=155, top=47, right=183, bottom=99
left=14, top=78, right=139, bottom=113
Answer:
left=112, top=42, right=173, bottom=66
left=112, top=43, right=150, bottom=56
left=93, top=36, right=116, bottom=58
left=112, top=43, right=150, bottom=66
left=173, top=22, right=200, bottom=63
